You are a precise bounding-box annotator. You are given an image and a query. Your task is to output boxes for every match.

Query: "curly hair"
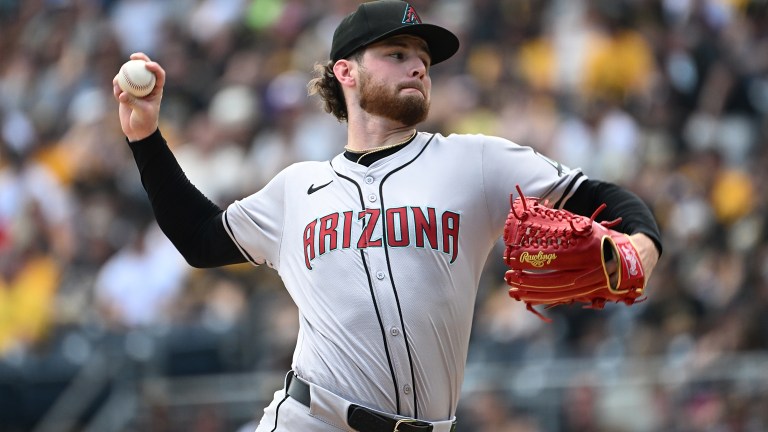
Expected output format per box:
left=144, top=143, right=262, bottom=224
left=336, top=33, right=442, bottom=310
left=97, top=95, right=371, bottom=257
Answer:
left=307, top=52, right=364, bottom=122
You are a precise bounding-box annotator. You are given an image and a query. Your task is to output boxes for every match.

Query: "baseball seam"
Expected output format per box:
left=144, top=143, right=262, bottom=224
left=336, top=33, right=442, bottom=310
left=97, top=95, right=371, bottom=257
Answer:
left=122, top=69, right=153, bottom=92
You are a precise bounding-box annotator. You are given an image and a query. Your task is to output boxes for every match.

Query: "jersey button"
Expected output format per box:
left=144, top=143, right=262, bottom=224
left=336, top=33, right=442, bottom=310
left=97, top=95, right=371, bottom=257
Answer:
left=368, top=194, right=377, bottom=202
left=390, top=327, right=400, bottom=336
left=376, top=271, right=386, bottom=280
left=365, top=176, right=374, bottom=184
left=403, top=384, right=411, bottom=394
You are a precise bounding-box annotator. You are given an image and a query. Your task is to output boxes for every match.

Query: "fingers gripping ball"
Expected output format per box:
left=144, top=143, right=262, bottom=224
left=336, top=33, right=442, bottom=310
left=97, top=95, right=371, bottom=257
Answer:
left=502, top=185, right=646, bottom=322
left=117, top=60, right=156, bottom=98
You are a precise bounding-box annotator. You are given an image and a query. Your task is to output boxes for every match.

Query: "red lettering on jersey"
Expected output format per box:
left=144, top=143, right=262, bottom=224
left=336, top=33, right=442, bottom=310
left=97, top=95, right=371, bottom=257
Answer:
left=304, top=207, right=461, bottom=269
left=442, top=211, right=460, bottom=263
left=318, top=213, right=339, bottom=255
left=412, top=207, right=438, bottom=249
left=386, top=207, right=410, bottom=247
left=342, top=211, right=353, bottom=249
left=358, top=209, right=382, bottom=248
left=303, top=219, right=317, bottom=269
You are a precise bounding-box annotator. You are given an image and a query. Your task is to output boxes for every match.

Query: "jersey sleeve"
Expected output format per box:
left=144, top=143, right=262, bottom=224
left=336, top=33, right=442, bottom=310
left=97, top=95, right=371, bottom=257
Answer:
left=481, top=135, right=587, bottom=230
left=222, top=167, right=288, bottom=269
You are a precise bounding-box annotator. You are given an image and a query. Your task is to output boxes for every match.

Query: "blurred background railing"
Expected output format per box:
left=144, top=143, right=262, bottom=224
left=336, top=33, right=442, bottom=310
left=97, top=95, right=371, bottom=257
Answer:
left=8, top=332, right=768, bottom=432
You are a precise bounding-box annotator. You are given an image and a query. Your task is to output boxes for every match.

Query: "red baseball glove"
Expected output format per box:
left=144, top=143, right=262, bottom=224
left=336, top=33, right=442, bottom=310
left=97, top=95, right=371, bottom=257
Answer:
left=503, top=185, right=646, bottom=322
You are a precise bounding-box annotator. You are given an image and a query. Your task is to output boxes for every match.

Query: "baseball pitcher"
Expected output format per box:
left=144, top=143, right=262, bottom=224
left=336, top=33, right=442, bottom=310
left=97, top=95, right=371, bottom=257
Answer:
left=113, top=1, right=661, bottom=431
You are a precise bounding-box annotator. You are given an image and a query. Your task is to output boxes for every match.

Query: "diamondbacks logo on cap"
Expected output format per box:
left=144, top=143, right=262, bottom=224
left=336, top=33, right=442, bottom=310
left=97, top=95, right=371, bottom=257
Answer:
left=402, top=4, right=422, bottom=24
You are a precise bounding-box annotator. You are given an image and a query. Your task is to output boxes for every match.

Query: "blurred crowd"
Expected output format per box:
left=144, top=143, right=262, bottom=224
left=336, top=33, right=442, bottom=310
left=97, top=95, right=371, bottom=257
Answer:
left=2, top=0, right=768, bottom=431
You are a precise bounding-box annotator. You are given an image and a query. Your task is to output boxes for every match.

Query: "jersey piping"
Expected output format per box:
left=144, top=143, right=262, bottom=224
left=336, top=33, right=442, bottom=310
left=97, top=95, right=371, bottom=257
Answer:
left=374, top=133, right=436, bottom=418
left=552, top=172, right=585, bottom=208
left=334, top=167, right=403, bottom=414
left=223, top=211, right=260, bottom=266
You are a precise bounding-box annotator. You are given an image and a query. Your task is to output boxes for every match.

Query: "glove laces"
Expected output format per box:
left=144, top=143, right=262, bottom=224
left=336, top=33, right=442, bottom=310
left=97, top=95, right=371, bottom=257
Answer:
left=511, top=185, right=622, bottom=246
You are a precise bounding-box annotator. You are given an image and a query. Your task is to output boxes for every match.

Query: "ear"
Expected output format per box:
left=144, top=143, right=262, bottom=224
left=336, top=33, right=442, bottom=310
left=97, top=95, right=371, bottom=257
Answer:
left=333, top=59, right=357, bottom=88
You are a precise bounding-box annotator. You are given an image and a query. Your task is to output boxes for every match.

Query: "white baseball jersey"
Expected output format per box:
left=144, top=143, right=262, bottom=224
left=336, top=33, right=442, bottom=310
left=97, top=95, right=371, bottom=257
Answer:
left=223, top=132, right=585, bottom=421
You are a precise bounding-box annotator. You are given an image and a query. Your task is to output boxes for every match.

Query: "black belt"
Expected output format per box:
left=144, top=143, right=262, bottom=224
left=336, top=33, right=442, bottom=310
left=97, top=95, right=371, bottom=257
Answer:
left=285, top=371, right=456, bottom=432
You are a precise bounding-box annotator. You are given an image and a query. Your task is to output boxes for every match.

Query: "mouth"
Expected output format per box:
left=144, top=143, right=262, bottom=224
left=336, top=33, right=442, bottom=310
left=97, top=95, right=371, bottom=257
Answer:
left=399, top=84, right=425, bottom=97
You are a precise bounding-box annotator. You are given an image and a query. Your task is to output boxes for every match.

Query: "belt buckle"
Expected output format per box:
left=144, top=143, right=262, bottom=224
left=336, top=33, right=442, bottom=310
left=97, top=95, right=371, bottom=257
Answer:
left=393, top=418, right=421, bottom=432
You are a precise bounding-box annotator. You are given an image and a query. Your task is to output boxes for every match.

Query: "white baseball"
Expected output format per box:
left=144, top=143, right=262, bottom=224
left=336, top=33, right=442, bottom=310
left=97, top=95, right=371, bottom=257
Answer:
left=117, top=59, right=156, bottom=98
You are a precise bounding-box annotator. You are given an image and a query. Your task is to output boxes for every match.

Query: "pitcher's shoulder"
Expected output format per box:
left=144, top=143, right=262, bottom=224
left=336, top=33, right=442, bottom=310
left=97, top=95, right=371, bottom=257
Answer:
left=264, top=160, right=335, bottom=188
left=283, top=159, right=334, bottom=174
left=433, top=132, right=519, bottom=150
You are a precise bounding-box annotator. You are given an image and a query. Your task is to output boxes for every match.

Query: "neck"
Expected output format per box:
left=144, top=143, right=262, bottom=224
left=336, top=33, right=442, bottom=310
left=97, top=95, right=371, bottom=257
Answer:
left=344, top=131, right=416, bottom=163
left=345, top=113, right=417, bottom=153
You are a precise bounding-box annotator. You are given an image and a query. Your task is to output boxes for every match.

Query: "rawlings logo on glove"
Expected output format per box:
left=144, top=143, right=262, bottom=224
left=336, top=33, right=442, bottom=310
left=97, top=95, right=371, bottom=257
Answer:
left=519, top=251, right=558, bottom=267
left=503, top=185, right=646, bottom=322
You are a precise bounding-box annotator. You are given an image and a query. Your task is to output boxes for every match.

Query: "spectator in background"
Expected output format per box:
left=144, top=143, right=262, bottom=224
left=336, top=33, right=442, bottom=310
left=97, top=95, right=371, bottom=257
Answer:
left=94, top=208, right=188, bottom=330
left=0, top=116, right=72, bottom=357
left=1, top=0, right=768, bottom=430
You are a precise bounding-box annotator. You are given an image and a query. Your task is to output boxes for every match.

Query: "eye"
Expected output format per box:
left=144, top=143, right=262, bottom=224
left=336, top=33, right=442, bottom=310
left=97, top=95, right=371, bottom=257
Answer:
left=389, top=51, right=404, bottom=60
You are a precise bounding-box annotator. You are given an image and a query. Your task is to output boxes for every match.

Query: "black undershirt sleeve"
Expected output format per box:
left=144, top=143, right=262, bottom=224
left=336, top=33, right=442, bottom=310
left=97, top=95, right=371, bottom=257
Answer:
left=563, top=179, right=663, bottom=256
left=127, top=129, right=247, bottom=268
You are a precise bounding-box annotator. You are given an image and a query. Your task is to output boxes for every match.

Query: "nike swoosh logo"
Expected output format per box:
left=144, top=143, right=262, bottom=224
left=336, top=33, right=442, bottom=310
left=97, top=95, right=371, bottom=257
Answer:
left=307, top=180, right=333, bottom=195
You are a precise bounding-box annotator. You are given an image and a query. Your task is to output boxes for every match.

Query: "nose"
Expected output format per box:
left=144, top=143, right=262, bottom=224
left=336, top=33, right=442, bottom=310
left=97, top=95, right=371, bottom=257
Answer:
left=410, top=58, right=427, bottom=79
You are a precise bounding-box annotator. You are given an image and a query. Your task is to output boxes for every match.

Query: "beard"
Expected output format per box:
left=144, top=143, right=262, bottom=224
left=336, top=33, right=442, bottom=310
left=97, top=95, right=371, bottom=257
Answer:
left=358, top=69, right=429, bottom=126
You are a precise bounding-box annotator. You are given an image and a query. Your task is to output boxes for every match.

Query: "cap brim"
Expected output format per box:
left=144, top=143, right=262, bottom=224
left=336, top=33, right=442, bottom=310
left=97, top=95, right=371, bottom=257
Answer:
left=363, top=24, right=460, bottom=65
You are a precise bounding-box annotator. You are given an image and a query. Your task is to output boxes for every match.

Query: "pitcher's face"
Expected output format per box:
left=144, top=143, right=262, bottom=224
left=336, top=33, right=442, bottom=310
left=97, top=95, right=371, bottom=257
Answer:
left=357, top=35, right=432, bottom=126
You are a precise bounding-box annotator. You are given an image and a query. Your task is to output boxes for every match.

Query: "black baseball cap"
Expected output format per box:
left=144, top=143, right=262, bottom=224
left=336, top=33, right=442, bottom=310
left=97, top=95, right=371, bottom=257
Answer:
left=330, top=1, right=460, bottom=65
